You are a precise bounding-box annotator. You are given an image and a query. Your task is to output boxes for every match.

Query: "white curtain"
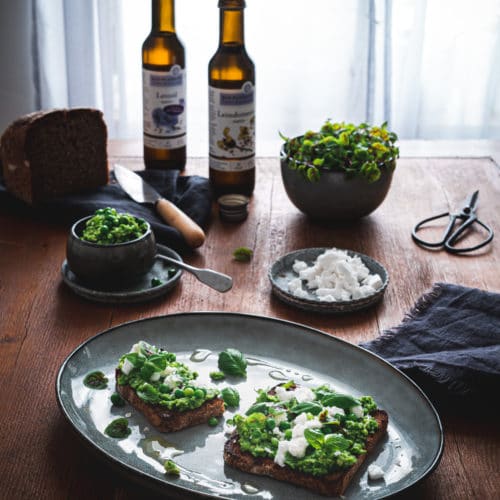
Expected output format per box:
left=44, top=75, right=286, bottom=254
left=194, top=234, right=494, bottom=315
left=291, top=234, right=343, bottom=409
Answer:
left=33, top=0, right=500, bottom=156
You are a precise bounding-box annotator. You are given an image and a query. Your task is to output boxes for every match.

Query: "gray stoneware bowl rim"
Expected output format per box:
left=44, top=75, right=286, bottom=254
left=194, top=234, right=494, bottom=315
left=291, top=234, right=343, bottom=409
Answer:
left=71, top=214, right=153, bottom=248
left=55, top=312, right=443, bottom=499
left=269, top=247, right=389, bottom=313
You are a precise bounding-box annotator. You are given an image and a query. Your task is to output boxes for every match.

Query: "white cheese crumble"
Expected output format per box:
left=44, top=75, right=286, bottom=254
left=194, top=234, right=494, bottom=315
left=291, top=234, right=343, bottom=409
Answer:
left=164, top=374, right=182, bottom=389
left=287, top=248, right=383, bottom=302
left=121, top=358, right=135, bottom=375
left=351, top=405, right=364, bottom=418
left=274, top=413, right=322, bottom=466
left=367, top=464, right=385, bottom=480
left=327, top=406, right=345, bottom=418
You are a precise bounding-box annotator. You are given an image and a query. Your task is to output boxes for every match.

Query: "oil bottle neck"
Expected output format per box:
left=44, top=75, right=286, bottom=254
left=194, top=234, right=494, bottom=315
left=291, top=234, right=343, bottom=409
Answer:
left=219, top=7, right=245, bottom=46
left=152, top=0, right=176, bottom=33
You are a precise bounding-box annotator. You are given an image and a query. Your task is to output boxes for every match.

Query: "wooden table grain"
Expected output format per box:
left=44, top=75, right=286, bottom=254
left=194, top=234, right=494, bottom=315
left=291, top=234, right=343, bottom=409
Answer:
left=1, top=145, right=499, bottom=500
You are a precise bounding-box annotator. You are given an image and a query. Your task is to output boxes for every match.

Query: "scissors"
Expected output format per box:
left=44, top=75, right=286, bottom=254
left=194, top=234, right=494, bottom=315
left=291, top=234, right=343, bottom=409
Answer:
left=412, top=191, right=494, bottom=254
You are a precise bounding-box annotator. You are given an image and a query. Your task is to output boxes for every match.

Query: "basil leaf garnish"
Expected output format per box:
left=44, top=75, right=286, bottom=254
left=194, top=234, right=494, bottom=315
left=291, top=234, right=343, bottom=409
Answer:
left=245, top=402, right=270, bottom=416
left=218, top=348, right=247, bottom=377
left=320, top=392, right=359, bottom=409
left=289, top=402, right=323, bottom=416
left=304, top=428, right=325, bottom=450
left=221, top=387, right=240, bottom=408
left=324, top=433, right=351, bottom=452
left=148, top=354, right=167, bottom=371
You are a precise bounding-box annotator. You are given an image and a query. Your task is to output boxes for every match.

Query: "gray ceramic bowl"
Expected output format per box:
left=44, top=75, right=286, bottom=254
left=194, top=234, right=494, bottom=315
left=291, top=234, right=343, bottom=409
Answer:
left=66, top=215, right=157, bottom=287
left=280, top=144, right=394, bottom=222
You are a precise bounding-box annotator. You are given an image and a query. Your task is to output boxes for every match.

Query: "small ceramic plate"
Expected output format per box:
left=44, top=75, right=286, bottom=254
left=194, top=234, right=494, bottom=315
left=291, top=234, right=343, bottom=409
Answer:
left=269, top=248, right=389, bottom=313
left=56, top=313, right=443, bottom=499
left=61, top=244, right=183, bottom=304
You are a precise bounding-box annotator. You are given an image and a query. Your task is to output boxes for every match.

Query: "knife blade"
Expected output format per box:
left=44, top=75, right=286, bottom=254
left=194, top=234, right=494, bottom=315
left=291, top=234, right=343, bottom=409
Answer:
left=113, top=164, right=205, bottom=248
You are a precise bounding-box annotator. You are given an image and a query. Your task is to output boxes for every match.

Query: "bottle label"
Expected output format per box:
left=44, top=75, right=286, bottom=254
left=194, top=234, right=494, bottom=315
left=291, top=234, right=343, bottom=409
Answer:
left=209, top=82, right=255, bottom=171
left=143, top=66, right=186, bottom=149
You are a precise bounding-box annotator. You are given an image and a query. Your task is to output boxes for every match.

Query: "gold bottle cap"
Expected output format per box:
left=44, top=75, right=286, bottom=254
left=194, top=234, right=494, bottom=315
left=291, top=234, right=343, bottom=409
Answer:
left=218, top=0, right=246, bottom=9
left=218, top=194, right=250, bottom=222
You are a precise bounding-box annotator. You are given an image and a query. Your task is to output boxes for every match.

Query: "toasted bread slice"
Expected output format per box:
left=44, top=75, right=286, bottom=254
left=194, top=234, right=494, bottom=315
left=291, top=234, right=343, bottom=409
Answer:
left=116, top=369, right=225, bottom=432
left=224, top=383, right=388, bottom=498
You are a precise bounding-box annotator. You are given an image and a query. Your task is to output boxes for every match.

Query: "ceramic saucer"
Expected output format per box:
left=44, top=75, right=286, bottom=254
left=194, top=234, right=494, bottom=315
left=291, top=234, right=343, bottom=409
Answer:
left=269, top=247, right=389, bottom=313
left=61, top=244, right=183, bottom=304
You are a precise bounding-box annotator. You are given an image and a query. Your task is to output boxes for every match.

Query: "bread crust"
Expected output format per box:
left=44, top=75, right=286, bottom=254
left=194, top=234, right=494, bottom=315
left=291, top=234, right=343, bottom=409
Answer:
left=224, top=409, right=388, bottom=497
left=115, top=369, right=225, bottom=432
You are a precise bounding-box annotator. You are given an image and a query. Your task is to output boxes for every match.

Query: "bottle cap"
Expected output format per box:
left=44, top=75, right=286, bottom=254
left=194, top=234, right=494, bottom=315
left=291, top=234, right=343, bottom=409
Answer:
left=218, top=194, right=250, bottom=222
left=218, top=0, right=246, bottom=9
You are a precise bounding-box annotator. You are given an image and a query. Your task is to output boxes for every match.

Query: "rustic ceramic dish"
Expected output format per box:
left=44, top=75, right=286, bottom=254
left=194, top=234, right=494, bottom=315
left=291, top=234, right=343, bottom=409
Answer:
left=269, top=247, right=389, bottom=313
left=66, top=214, right=157, bottom=287
left=56, top=313, right=443, bottom=500
left=61, top=244, right=182, bottom=304
left=280, top=144, right=394, bottom=222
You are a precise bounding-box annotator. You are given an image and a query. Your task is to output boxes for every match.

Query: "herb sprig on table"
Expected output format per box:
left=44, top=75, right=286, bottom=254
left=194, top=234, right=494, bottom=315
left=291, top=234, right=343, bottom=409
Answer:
left=281, top=120, right=399, bottom=183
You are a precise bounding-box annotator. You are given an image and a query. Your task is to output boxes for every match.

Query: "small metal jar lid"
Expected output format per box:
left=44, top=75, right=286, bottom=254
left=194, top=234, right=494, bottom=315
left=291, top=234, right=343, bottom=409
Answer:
left=218, top=194, right=250, bottom=222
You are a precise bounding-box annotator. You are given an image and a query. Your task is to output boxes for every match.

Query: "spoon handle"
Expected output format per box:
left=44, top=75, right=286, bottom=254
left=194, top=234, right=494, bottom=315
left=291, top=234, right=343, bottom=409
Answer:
left=157, top=254, right=233, bottom=293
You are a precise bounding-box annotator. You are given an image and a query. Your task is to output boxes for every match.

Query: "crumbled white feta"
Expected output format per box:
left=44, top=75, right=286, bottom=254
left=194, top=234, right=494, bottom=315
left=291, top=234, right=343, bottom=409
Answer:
left=161, top=365, right=176, bottom=377
left=121, top=358, right=135, bottom=375
left=287, top=248, right=383, bottom=302
left=164, top=374, right=182, bottom=389
left=351, top=405, right=364, bottom=418
left=275, top=386, right=295, bottom=402
left=130, top=342, right=142, bottom=354
left=292, top=260, right=308, bottom=273
left=327, top=406, right=345, bottom=418
left=294, top=387, right=315, bottom=403
left=367, top=464, right=385, bottom=480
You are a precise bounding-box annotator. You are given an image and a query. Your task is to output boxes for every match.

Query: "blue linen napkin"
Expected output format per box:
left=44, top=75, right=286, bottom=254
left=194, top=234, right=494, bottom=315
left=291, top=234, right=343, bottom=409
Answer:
left=0, top=169, right=212, bottom=253
left=360, top=283, right=500, bottom=411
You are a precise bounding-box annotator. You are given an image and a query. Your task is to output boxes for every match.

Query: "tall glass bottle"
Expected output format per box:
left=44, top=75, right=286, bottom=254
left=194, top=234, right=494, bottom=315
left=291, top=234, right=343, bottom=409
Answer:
left=209, top=0, right=255, bottom=196
left=142, top=0, right=186, bottom=170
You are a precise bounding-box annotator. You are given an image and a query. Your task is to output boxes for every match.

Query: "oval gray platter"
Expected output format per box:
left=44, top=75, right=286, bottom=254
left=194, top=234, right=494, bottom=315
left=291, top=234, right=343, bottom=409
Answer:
left=269, top=248, right=389, bottom=313
left=61, top=244, right=183, bottom=304
left=56, top=313, right=443, bottom=500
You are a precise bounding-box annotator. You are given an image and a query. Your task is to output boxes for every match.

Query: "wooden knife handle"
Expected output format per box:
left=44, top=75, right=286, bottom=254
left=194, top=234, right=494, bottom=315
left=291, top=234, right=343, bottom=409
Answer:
left=156, top=198, right=206, bottom=248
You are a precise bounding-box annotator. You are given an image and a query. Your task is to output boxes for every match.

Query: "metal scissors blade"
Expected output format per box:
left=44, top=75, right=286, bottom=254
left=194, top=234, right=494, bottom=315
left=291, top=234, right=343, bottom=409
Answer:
left=412, top=191, right=494, bottom=254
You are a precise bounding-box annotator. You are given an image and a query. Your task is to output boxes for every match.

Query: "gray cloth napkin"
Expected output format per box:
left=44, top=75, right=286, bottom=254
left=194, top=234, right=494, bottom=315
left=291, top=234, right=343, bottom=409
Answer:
left=361, top=283, right=500, bottom=411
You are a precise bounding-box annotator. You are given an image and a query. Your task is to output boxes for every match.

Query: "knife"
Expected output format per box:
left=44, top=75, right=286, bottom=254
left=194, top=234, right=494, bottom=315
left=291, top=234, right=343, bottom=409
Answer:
left=113, top=164, right=206, bottom=249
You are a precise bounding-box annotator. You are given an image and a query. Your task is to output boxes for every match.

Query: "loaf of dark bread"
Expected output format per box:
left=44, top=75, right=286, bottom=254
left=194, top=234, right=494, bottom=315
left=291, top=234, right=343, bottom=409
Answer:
left=0, top=108, right=108, bottom=204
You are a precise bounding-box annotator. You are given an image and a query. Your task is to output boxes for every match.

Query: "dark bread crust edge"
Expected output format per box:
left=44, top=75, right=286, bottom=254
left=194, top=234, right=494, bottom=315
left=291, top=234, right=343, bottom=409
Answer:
left=224, top=409, right=388, bottom=497
left=115, top=369, right=225, bottom=432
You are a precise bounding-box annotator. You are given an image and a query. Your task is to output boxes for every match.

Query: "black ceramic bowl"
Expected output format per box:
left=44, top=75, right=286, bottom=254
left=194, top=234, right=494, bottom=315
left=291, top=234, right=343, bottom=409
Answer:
left=280, top=144, right=394, bottom=222
left=66, top=215, right=157, bottom=287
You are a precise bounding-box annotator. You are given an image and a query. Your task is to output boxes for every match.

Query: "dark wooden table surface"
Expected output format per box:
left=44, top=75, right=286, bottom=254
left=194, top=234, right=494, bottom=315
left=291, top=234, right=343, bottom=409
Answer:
left=1, top=143, right=499, bottom=499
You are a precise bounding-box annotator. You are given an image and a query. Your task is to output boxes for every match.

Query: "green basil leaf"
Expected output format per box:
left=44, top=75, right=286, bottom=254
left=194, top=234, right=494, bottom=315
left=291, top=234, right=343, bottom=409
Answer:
left=304, top=428, right=325, bottom=450
left=121, top=352, right=145, bottom=369
left=245, top=402, right=270, bottom=416
left=218, top=348, right=247, bottom=377
left=148, top=354, right=167, bottom=371
left=324, top=433, right=351, bottom=452
left=320, top=393, right=359, bottom=409
left=221, top=387, right=240, bottom=408
left=233, top=247, right=253, bottom=262
left=289, top=402, right=323, bottom=416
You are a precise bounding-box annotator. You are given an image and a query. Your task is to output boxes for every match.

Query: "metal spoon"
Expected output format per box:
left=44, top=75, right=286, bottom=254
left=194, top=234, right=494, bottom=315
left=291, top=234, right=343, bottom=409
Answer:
left=157, top=253, right=233, bottom=293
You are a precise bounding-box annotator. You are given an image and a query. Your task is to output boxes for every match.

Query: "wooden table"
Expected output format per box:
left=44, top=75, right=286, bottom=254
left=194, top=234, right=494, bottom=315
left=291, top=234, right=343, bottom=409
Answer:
left=1, top=143, right=499, bottom=499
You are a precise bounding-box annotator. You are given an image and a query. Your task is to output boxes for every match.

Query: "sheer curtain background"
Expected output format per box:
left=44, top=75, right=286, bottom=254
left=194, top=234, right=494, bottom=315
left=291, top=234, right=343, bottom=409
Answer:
left=5, top=0, right=500, bottom=156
